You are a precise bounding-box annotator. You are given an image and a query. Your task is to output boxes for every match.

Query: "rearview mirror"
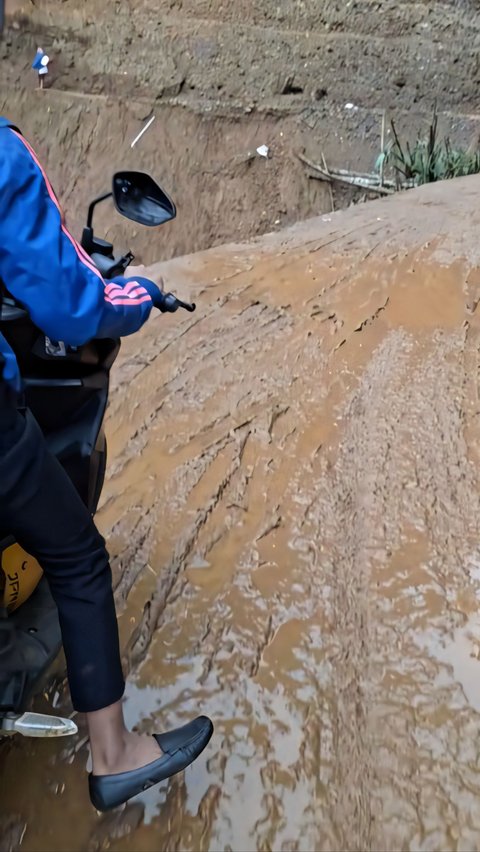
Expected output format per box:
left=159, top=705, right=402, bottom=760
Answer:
left=112, top=171, right=176, bottom=227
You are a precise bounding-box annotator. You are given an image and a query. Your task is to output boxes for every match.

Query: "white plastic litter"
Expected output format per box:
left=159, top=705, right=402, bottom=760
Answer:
left=39, top=54, right=50, bottom=75
left=131, top=115, right=156, bottom=149
left=256, top=144, right=269, bottom=158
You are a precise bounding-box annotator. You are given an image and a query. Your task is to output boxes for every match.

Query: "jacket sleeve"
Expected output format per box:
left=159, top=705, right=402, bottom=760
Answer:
left=0, top=129, right=162, bottom=345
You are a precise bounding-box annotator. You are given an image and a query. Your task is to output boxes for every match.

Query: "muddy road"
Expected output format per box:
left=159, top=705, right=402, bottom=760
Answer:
left=4, top=178, right=480, bottom=850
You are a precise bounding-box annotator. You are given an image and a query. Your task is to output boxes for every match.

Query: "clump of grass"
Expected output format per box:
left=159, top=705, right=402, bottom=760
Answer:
left=377, top=108, right=480, bottom=188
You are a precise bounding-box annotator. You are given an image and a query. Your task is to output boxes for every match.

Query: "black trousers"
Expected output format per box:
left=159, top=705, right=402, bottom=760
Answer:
left=0, top=387, right=125, bottom=713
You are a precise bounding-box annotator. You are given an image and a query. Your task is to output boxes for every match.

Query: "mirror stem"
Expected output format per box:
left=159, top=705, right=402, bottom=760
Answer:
left=87, top=192, right=113, bottom=230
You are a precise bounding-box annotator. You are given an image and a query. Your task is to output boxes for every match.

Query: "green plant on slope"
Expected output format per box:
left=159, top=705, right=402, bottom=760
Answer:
left=378, top=109, right=480, bottom=187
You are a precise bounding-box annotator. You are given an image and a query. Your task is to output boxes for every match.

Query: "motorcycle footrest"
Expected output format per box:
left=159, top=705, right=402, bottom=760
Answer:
left=1, top=711, right=78, bottom=737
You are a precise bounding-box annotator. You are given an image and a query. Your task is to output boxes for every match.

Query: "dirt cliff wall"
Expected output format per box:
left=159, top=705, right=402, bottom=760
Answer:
left=3, top=0, right=480, bottom=260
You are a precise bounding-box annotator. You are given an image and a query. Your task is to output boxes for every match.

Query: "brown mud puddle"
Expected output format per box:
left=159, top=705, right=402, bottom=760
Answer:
left=4, top=178, right=480, bottom=850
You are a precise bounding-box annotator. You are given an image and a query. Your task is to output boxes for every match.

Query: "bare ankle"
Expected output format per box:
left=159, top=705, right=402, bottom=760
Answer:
left=91, top=732, right=162, bottom=776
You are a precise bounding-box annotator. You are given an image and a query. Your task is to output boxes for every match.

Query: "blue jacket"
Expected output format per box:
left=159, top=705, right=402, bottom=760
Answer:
left=0, top=118, right=161, bottom=391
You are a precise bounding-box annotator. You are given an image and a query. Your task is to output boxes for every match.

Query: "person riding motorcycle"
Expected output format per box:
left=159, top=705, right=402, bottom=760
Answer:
left=0, top=118, right=213, bottom=811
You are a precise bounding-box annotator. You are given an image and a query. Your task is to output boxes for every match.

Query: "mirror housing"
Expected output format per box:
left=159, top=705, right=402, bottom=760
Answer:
left=112, top=171, right=176, bottom=227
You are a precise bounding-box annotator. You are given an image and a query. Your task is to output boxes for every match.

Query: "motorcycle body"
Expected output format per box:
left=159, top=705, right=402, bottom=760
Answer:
left=0, top=170, right=194, bottom=737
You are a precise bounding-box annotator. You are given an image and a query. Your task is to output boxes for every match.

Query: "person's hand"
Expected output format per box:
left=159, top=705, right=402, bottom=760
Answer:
left=126, top=268, right=169, bottom=311
left=127, top=264, right=147, bottom=278
left=128, top=266, right=165, bottom=291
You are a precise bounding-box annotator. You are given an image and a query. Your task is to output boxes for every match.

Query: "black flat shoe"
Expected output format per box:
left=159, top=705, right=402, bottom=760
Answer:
left=88, top=715, right=214, bottom=812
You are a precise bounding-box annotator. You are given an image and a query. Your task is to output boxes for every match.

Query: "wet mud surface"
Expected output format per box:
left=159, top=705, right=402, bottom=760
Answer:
left=4, top=178, right=480, bottom=850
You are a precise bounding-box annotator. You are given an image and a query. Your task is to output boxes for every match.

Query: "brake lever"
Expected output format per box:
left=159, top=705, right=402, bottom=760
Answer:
left=175, top=296, right=196, bottom=313
left=159, top=293, right=196, bottom=313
